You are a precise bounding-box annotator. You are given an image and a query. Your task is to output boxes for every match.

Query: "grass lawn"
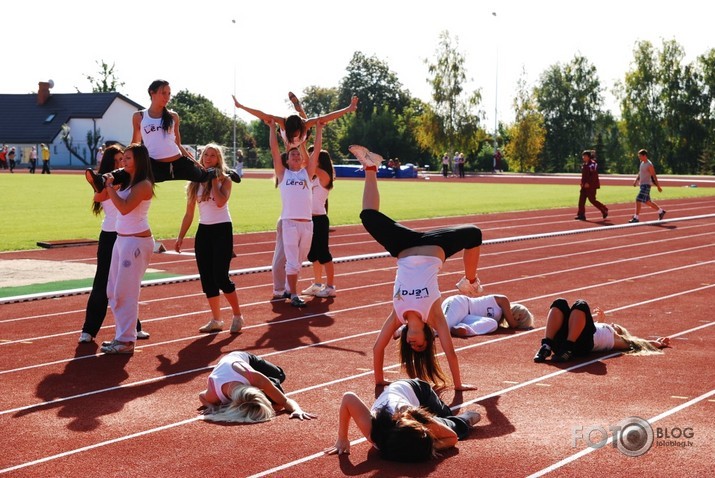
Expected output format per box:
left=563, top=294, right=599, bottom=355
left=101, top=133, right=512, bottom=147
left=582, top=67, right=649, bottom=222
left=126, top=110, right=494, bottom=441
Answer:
left=1, top=172, right=713, bottom=252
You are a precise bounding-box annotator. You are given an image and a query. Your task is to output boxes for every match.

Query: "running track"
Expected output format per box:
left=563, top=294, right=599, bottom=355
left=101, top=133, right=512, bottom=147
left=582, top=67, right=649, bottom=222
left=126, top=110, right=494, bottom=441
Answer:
left=1, top=191, right=714, bottom=477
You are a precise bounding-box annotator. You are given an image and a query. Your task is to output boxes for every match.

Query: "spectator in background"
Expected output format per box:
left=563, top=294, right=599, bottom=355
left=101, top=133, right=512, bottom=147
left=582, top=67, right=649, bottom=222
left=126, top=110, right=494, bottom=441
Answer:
left=28, top=146, right=37, bottom=174
left=96, top=145, right=104, bottom=165
left=493, top=149, right=503, bottom=173
left=457, top=152, right=465, bottom=178
left=441, top=153, right=450, bottom=178
left=40, top=143, right=51, bottom=174
left=8, top=147, right=16, bottom=173
left=629, top=149, right=666, bottom=223
left=575, top=150, right=608, bottom=221
left=235, top=149, right=244, bottom=178
left=0, top=145, right=7, bottom=170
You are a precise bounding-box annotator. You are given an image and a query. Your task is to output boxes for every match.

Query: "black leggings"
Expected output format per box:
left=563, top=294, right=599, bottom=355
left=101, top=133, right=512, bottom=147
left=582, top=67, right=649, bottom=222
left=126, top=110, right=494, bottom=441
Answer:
left=404, top=379, right=471, bottom=440
left=307, top=214, right=332, bottom=264
left=360, top=209, right=482, bottom=258
left=246, top=353, right=286, bottom=393
left=195, top=222, right=235, bottom=298
left=111, top=156, right=210, bottom=185
left=550, top=298, right=596, bottom=355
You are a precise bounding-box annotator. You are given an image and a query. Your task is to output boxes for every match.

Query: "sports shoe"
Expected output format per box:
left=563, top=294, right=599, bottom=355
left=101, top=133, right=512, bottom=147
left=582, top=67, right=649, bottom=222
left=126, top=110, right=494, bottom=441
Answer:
left=288, top=91, right=307, bottom=118
left=101, top=341, right=134, bottom=354
left=228, top=169, right=242, bottom=183
left=464, top=411, right=482, bottom=427
left=551, top=350, right=574, bottom=363
left=290, top=296, right=307, bottom=308
left=315, top=285, right=337, bottom=298
left=85, top=168, right=105, bottom=193
left=78, top=332, right=93, bottom=343
left=602, top=209, right=609, bottom=219
left=658, top=210, right=666, bottom=220
left=533, top=344, right=552, bottom=363
left=199, top=319, right=224, bottom=333
left=574, top=215, right=586, bottom=221
left=348, top=145, right=383, bottom=169
left=136, top=330, right=150, bottom=340
left=628, top=217, right=639, bottom=223
left=230, top=315, right=244, bottom=334
left=272, top=291, right=291, bottom=300
left=205, top=167, right=217, bottom=180
left=456, top=276, right=483, bottom=297
left=301, top=283, right=324, bottom=296
left=101, top=339, right=116, bottom=347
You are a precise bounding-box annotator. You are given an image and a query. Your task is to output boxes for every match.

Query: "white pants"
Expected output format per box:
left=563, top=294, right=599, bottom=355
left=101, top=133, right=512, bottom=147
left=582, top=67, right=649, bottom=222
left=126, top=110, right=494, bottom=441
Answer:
left=443, top=294, right=500, bottom=336
left=282, top=219, right=313, bottom=276
left=107, top=235, right=153, bottom=342
left=271, top=219, right=287, bottom=295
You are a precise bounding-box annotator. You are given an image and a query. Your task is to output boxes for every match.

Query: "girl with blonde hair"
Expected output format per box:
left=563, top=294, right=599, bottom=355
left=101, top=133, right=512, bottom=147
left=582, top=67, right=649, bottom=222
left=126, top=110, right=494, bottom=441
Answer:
left=441, top=294, right=534, bottom=337
left=175, top=143, right=244, bottom=333
left=199, top=351, right=316, bottom=423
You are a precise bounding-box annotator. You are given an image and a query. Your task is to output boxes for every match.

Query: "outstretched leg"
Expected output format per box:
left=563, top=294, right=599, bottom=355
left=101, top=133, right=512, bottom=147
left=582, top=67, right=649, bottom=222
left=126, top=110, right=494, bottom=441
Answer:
left=362, top=166, right=380, bottom=211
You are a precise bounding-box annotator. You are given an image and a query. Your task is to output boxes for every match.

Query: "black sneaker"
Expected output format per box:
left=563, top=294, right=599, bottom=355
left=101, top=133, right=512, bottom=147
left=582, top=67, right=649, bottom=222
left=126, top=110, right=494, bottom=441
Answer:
left=206, top=167, right=217, bottom=180
left=602, top=210, right=609, bottom=219
left=551, top=350, right=574, bottom=363
left=228, top=169, right=242, bottom=183
left=85, top=168, right=105, bottom=193
left=574, top=215, right=586, bottom=221
left=533, top=344, right=552, bottom=363
left=628, top=217, right=639, bottom=224
left=658, top=210, right=666, bottom=220
left=290, top=296, right=307, bottom=308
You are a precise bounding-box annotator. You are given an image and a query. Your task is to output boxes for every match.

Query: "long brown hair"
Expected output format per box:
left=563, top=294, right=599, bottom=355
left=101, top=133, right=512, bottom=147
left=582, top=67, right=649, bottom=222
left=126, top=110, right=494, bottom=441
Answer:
left=398, top=326, right=448, bottom=387
left=91, top=144, right=123, bottom=215
left=317, top=150, right=335, bottom=190
left=147, top=79, right=174, bottom=132
left=123, top=143, right=155, bottom=192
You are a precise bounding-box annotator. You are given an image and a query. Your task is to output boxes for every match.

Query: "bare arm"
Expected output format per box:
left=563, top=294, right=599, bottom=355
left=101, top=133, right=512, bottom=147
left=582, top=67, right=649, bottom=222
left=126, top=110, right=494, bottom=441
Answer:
left=211, top=177, right=232, bottom=208
left=493, top=295, right=518, bottom=328
left=233, top=95, right=286, bottom=130
left=305, top=96, right=358, bottom=128
left=426, top=418, right=458, bottom=450
left=430, top=301, right=476, bottom=391
left=324, top=392, right=373, bottom=455
left=175, top=195, right=197, bottom=253
left=648, top=163, right=663, bottom=191
left=105, top=179, right=152, bottom=215
left=373, top=309, right=401, bottom=385
left=267, top=120, right=285, bottom=180
left=305, top=121, right=323, bottom=179
left=238, top=364, right=316, bottom=420
left=131, top=111, right=142, bottom=144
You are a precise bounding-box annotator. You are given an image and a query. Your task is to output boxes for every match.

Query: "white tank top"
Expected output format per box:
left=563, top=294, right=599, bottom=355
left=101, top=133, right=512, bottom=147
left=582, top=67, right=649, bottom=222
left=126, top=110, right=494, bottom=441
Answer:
left=208, top=351, right=252, bottom=404
left=197, top=183, right=232, bottom=225
left=115, top=186, right=151, bottom=234
left=140, top=109, right=182, bottom=160
left=101, top=198, right=119, bottom=233
left=393, top=256, right=442, bottom=323
left=592, top=323, right=616, bottom=352
left=280, top=128, right=308, bottom=149
left=371, top=380, right=419, bottom=413
left=279, top=168, right=312, bottom=220
left=310, top=177, right=329, bottom=215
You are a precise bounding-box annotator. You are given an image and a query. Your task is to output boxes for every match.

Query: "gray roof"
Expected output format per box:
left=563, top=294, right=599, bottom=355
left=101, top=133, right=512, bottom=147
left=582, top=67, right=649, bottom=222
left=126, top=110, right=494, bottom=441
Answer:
left=0, top=92, right=143, bottom=144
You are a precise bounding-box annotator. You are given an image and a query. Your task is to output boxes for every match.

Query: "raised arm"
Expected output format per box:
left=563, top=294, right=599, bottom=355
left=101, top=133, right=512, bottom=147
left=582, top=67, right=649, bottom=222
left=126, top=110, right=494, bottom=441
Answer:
left=233, top=95, right=286, bottom=130
left=267, top=119, right=285, bottom=179
left=373, top=309, right=401, bottom=386
left=305, top=121, right=324, bottom=179
left=324, top=392, right=373, bottom=455
left=305, top=96, right=358, bottom=128
left=430, top=301, right=476, bottom=391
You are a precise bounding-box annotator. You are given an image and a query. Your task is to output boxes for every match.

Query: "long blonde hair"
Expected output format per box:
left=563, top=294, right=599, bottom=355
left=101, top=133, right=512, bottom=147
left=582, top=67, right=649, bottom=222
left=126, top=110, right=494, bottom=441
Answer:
left=202, top=384, right=275, bottom=423
left=618, top=325, right=664, bottom=356
left=186, top=143, right=228, bottom=204
left=501, top=303, right=534, bottom=329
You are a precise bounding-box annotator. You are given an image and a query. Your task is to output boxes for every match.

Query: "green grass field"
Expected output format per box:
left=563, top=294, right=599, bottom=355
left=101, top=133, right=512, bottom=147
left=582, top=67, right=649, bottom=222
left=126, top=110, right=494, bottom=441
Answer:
left=1, top=172, right=713, bottom=252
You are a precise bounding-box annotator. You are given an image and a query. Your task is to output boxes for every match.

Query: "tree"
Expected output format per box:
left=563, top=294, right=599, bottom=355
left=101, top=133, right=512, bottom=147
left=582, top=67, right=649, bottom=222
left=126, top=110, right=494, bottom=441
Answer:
left=84, top=60, right=125, bottom=93
left=423, top=31, right=484, bottom=156
left=504, top=71, right=545, bottom=172
left=535, top=55, right=603, bottom=172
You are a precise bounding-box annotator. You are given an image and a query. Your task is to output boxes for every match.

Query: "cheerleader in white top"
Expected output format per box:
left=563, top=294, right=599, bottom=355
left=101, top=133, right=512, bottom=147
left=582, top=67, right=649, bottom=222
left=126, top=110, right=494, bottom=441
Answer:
left=533, top=298, right=671, bottom=363
left=324, top=379, right=481, bottom=461
left=198, top=351, right=315, bottom=423
left=267, top=118, right=324, bottom=308
left=101, top=144, right=155, bottom=355
left=175, top=143, right=244, bottom=334
left=350, top=145, right=482, bottom=391
left=79, top=145, right=147, bottom=343
left=442, top=294, right=534, bottom=336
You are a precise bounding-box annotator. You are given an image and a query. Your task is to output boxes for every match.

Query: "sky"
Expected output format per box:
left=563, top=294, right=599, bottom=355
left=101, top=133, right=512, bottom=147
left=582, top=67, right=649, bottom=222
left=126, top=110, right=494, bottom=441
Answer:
left=5, top=0, right=714, bottom=133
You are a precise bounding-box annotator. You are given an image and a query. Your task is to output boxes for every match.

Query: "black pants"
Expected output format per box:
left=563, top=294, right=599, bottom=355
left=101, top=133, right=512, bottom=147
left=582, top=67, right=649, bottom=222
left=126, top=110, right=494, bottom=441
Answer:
left=307, top=214, right=332, bottom=264
left=246, top=353, right=286, bottom=393
left=550, top=298, right=596, bottom=355
left=195, top=222, right=235, bottom=298
left=82, top=231, right=143, bottom=336
left=111, top=156, right=210, bottom=185
left=361, top=209, right=482, bottom=259
left=41, top=160, right=50, bottom=174
left=405, top=379, right=470, bottom=440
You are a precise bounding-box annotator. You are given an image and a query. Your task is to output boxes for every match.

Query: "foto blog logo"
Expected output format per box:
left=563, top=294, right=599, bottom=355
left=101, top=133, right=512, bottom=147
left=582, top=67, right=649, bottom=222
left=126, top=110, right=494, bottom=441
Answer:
left=572, top=416, right=654, bottom=457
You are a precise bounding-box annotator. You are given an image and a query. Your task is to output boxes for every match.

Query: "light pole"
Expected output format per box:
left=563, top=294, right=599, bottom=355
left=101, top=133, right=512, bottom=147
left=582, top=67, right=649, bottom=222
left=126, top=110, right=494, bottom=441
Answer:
left=231, top=18, right=237, bottom=167
left=492, top=11, right=498, bottom=152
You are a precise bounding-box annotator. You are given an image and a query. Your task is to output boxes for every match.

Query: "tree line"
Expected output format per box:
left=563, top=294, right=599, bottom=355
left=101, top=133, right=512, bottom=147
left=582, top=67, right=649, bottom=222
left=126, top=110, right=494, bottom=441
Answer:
left=92, top=34, right=715, bottom=175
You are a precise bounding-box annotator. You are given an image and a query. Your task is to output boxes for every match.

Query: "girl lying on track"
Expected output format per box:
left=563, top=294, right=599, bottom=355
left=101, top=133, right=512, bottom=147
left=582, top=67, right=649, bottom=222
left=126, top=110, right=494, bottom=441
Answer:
left=533, top=298, right=671, bottom=363
left=199, top=351, right=316, bottom=423
left=351, top=144, right=482, bottom=391
left=324, top=379, right=481, bottom=461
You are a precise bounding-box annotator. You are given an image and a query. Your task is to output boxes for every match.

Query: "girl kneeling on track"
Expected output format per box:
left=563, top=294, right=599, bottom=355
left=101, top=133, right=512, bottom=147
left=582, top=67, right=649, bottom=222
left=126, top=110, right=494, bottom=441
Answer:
left=199, top=351, right=316, bottom=423
left=324, top=378, right=481, bottom=461
left=533, top=298, right=671, bottom=363
left=351, top=144, right=482, bottom=391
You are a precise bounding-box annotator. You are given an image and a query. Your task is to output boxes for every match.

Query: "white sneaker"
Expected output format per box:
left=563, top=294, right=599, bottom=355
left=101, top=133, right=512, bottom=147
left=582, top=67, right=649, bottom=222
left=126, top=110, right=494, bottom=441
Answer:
left=349, top=145, right=383, bottom=168
left=230, top=315, right=244, bottom=334
left=301, top=283, right=323, bottom=296
left=456, top=276, right=483, bottom=297
left=136, top=330, right=150, bottom=340
left=315, top=285, right=336, bottom=297
left=78, top=332, right=93, bottom=343
left=199, top=319, right=224, bottom=333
